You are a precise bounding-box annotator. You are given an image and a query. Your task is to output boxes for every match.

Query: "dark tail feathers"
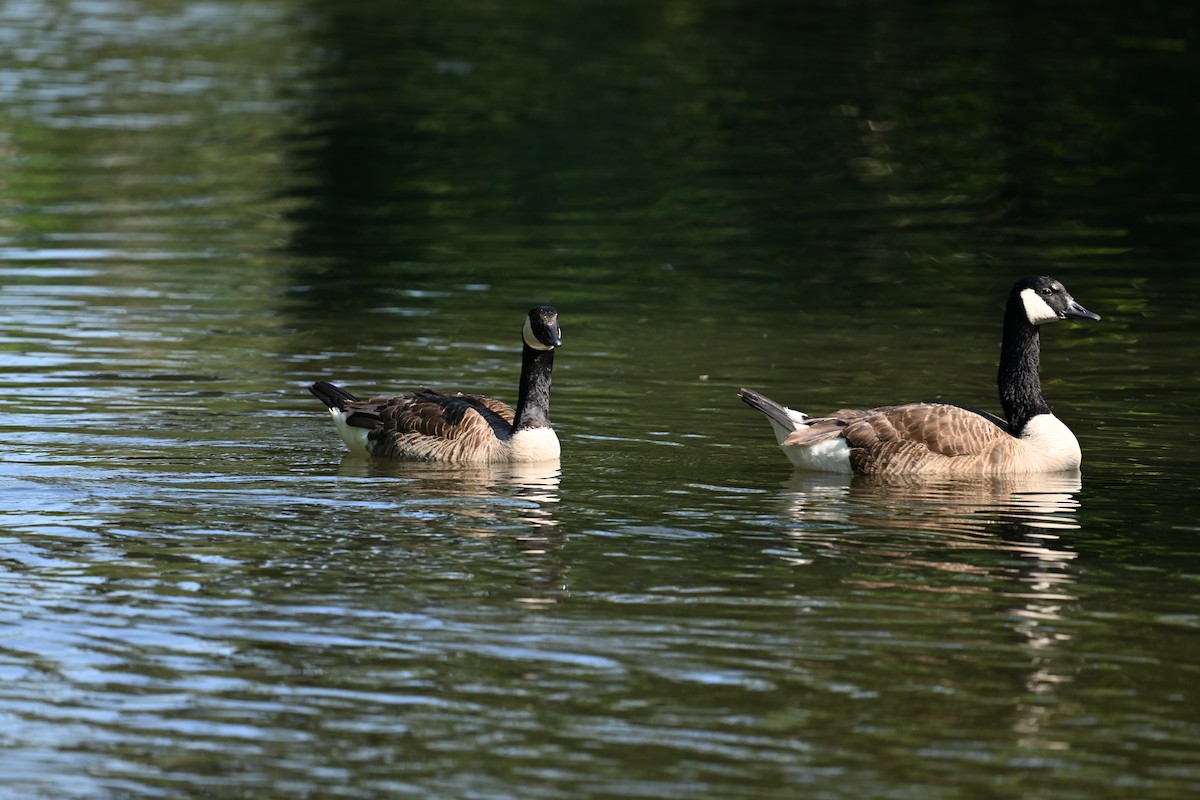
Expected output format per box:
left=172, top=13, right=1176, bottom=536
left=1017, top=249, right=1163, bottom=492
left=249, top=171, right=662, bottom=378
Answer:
left=738, top=387, right=799, bottom=431
left=310, top=380, right=358, bottom=411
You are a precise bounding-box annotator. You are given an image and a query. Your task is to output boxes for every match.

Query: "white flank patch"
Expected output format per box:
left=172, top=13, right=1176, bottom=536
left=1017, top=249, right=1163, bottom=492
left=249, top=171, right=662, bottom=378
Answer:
left=522, top=318, right=555, bottom=350
left=1020, top=288, right=1061, bottom=326
left=759, top=405, right=809, bottom=445
left=329, top=408, right=373, bottom=456
left=1018, top=413, right=1082, bottom=471
left=746, top=394, right=851, bottom=473
left=508, top=427, right=561, bottom=462
left=782, top=434, right=854, bottom=474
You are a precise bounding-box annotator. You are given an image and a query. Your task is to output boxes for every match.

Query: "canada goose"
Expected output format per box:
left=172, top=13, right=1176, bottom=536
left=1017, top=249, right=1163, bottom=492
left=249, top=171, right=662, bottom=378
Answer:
left=310, top=306, right=563, bottom=463
left=739, top=276, right=1101, bottom=475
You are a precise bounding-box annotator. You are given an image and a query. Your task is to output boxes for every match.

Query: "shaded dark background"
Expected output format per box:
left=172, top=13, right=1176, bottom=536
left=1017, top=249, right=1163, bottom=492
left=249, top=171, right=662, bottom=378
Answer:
left=284, top=0, right=1200, bottom=320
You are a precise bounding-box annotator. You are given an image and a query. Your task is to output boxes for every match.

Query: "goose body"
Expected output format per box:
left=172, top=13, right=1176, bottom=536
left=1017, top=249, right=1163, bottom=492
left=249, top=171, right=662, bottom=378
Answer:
left=740, top=277, right=1100, bottom=476
left=310, top=306, right=562, bottom=464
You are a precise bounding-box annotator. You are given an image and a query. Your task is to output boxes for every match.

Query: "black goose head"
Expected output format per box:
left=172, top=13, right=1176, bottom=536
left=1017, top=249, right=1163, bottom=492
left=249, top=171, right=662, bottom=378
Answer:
left=522, top=306, right=563, bottom=351
left=1012, top=276, right=1101, bottom=326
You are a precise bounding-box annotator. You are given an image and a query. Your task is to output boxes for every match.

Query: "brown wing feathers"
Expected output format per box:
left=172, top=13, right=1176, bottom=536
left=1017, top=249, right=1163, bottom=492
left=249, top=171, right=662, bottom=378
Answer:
left=781, top=418, right=848, bottom=447
left=310, top=377, right=521, bottom=461
left=387, top=391, right=513, bottom=439
left=463, top=394, right=517, bottom=426
left=342, top=390, right=509, bottom=436
left=786, top=403, right=1014, bottom=474
left=395, top=393, right=514, bottom=461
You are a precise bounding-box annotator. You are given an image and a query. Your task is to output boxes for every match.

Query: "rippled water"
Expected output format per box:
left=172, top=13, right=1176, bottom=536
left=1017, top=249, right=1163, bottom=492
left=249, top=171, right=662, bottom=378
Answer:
left=2, top=1, right=1200, bottom=798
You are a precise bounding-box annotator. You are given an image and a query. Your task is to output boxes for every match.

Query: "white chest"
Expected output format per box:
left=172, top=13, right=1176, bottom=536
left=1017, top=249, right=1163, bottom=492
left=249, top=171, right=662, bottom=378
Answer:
left=1019, top=414, right=1083, bottom=470
left=507, top=427, right=561, bottom=462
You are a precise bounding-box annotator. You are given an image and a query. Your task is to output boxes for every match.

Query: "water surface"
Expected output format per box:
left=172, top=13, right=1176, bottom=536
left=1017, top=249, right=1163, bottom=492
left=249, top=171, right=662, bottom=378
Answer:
left=2, top=1, right=1199, bottom=798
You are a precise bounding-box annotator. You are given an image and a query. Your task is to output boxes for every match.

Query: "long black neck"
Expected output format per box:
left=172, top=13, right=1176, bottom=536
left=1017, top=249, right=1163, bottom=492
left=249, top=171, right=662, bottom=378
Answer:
left=998, top=300, right=1051, bottom=434
left=511, top=345, right=555, bottom=431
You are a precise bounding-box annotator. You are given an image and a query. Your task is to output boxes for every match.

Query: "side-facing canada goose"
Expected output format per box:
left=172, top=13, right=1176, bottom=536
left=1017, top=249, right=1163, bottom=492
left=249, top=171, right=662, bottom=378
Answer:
left=739, top=276, right=1101, bottom=475
left=310, top=306, right=563, bottom=463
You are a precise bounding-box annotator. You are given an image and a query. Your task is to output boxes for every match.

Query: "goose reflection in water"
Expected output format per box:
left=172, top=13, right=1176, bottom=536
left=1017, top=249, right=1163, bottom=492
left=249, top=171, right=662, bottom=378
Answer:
left=333, top=455, right=561, bottom=528
left=773, top=471, right=1081, bottom=609
left=331, top=456, right=566, bottom=602
left=772, top=470, right=1084, bottom=751
left=777, top=470, right=1082, bottom=535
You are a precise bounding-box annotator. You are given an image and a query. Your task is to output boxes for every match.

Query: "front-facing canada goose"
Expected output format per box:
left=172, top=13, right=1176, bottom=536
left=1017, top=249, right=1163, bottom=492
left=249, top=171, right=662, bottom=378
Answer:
left=739, top=276, right=1101, bottom=475
left=310, top=306, right=563, bottom=463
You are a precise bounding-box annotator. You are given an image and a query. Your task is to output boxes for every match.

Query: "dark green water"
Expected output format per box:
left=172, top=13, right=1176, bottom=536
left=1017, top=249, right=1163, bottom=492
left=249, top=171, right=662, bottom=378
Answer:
left=2, top=1, right=1199, bottom=798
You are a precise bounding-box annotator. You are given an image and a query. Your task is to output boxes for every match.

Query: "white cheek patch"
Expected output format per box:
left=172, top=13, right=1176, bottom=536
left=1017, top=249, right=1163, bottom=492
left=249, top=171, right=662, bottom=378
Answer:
left=522, top=317, right=555, bottom=350
left=1020, top=288, right=1061, bottom=325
